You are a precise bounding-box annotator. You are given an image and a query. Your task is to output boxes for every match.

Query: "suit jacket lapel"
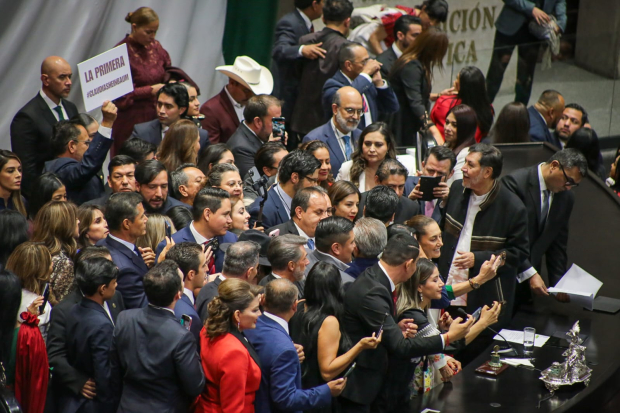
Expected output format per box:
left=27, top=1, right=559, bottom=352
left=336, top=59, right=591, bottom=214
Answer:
left=230, top=329, right=262, bottom=370
left=107, top=236, right=148, bottom=272
left=108, top=293, right=123, bottom=321
left=270, top=187, right=290, bottom=224
left=287, top=219, right=300, bottom=235
left=219, top=87, right=239, bottom=127
left=527, top=166, right=543, bottom=231
left=324, top=123, right=345, bottom=166
left=35, top=93, right=59, bottom=126
left=369, top=264, right=394, bottom=314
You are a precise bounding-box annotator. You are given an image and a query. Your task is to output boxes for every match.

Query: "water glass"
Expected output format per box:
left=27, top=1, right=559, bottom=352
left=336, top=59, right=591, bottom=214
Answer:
left=523, top=327, right=536, bottom=355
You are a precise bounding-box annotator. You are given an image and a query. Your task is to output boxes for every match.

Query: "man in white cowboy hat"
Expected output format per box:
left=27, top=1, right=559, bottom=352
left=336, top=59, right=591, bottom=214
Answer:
left=200, top=56, right=273, bottom=144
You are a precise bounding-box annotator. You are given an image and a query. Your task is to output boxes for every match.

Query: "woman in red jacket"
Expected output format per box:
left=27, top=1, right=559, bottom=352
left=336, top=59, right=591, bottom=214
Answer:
left=196, top=278, right=263, bottom=413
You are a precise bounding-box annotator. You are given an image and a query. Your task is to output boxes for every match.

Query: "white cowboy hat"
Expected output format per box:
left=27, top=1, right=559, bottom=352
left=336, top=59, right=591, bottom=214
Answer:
left=216, top=56, right=274, bottom=95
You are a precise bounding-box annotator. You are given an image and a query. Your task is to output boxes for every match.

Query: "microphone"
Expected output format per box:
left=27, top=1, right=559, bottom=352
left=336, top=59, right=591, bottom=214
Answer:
left=456, top=308, right=519, bottom=357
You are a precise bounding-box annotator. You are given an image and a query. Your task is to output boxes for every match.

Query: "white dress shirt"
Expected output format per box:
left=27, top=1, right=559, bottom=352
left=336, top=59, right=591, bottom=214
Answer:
left=392, top=42, right=403, bottom=59
left=446, top=190, right=490, bottom=306
left=224, top=85, right=245, bottom=122
left=161, top=125, right=169, bottom=142
left=40, top=89, right=68, bottom=120
left=183, top=288, right=195, bottom=305
left=335, top=160, right=367, bottom=193
left=274, top=184, right=293, bottom=214
left=297, top=9, right=314, bottom=57
left=189, top=222, right=210, bottom=245
left=264, top=311, right=290, bottom=335
left=294, top=222, right=314, bottom=244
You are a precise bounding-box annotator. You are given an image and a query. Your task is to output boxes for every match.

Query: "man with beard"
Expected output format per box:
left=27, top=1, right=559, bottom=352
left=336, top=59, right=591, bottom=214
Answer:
left=553, top=103, right=589, bottom=149
left=259, top=234, right=309, bottom=299
left=135, top=160, right=189, bottom=214
left=302, top=86, right=363, bottom=177
left=528, top=90, right=565, bottom=148
left=439, top=143, right=529, bottom=328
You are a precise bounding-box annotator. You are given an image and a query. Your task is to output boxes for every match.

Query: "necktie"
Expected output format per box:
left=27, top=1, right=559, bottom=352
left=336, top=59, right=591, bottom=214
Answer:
left=392, top=290, right=398, bottom=315
left=53, top=105, right=65, bottom=120
left=307, top=239, right=315, bottom=250
left=133, top=245, right=140, bottom=256
left=310, top=24, right=314, bottom=33
left=342, top=135, right=352, bottom=161
left=540, top=189, right=550, bottom=228
left=425, top=200, right=435, bottom=217
left=362, top=95, right=368, bottom=114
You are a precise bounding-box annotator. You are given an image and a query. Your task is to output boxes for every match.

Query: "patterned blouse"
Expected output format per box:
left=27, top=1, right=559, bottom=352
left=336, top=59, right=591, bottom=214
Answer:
left=50, top=251, right=75, bottom=306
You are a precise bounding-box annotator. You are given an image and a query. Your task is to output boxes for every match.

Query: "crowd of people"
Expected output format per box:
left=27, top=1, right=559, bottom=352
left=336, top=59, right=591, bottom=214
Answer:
left=0, top=1, right=612, bottom=413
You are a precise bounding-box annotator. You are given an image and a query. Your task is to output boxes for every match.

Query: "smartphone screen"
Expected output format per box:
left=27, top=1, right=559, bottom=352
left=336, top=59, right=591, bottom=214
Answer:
left=181, top=314, right=192, bottom=331
left=472, top=307, right=482, bottom=322
left=272, top=117, right=286, bottom=137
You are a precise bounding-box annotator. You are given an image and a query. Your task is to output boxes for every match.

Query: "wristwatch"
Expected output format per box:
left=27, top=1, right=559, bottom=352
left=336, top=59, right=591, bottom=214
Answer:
left=468, top=278, right=480, bottom=290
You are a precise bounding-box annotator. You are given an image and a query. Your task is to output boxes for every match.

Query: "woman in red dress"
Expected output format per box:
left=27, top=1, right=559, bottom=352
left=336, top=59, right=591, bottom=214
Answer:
left=196, top=278, right=263, bottom=413
left=112, top=7, right=171, bottom=154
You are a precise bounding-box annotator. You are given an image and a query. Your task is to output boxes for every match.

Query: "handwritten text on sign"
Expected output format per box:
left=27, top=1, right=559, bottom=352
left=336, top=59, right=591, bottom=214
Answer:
left=78, top=43, right=134, bottom=112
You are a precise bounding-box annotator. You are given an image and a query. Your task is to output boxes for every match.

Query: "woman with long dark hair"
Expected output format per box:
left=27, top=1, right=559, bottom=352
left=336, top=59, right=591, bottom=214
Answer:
left=566, top=127, right=606, bottom=180
left=390, top=27, right=449, bottom=146
left=301, top=140, right=334, bottom=190
left=197, top=143, right=235, bottom=175
left=28, top=172, right=67, bottom=220
left=488, top=102, right=531, bottom=144
left=0, top=150, right=27, bottom=217
left=77, top=205, right=109, bottom=249
left=443, top=104, right=477, bottom=186
left=431, top=66, right=494, bottom=143
left=0, top=210, right=29, bottom=266
left=291, top=262, right=381, bottom=413
left=336, top=122, right=397, bottom=193
left=328, top=181, right=360, bottom=222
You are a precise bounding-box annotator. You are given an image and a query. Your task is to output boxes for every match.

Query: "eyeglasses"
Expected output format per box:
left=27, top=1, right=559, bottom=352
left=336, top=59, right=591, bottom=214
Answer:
left=342, top=107, right=364, bottom=116
left=558, top=162, right=579, bottom=188
left=302, top=175, right=319, bottom=185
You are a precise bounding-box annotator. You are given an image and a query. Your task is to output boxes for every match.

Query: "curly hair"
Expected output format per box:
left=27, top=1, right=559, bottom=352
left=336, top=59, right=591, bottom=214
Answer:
left=205, top=278, right=262, bottom=339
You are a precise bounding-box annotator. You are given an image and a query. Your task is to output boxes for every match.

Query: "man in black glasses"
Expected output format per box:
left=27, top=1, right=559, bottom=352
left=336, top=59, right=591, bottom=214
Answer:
left=503, top=148, right=587, bottom=305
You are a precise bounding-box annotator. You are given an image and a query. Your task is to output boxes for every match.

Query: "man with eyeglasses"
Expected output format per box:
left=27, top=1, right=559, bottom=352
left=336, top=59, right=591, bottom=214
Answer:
left=248, top=150, right=321, bottom=230
left=503, top=148, right=587, bottom=305
left=439, top=143, right=529, bottom=328
left=44, top=100, right=117, bottom=204
left=302, top=86, right=363, bottom=177
left=406, top=145, right=456, bottom=223
left=322, top=41, right=399, bottom=129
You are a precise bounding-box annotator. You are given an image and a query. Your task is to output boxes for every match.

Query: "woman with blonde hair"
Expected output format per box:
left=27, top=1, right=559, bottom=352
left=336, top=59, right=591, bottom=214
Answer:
left=158, top=119, right=201, bottom=172
left=6, top=242, right=53, bottom=340
left=77, top=204, right=109, bottom=249
left=136, top=213, right=176, bottom=254
left=32, top=201, right=79, bottom=305
left=112, top=6, right=171, bottom=153
left=195, top=278, right=263, bottom=412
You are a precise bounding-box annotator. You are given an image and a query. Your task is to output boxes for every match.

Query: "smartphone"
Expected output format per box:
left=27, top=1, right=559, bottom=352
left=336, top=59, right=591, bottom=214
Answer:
left=181, top=314, right=192, bottom=331
left=272, top=117, right=286, bottom=138
left=376, top=312, right=389, bottom=337
left=40, top=283, right=50, bottom=314
left=204, top=238, right=219, bottom=253
left=165, top=220, right=172, bottom=239
left=472, top=307, right=482, bottom=322
left=269, top=229, right=280, bottom=238
left=342, top=362, right=356, bottom=379
left=418, top=176, right=443, bottom=201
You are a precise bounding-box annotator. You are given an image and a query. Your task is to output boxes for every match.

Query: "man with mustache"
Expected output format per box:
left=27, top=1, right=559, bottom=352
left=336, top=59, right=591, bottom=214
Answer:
left=135, top=160, right=189, bottom=214
left=302, top=86, right=363, bottom=177
left=553, top=103, right=590, bottom=148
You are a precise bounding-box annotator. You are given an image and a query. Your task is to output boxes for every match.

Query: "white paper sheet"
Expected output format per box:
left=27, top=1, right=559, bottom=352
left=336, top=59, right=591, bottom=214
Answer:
left=493, top=329, right=550, bottom=347
left=502, top=358, right=535, bottom=367
left=547, top=264, right=603, bottom=310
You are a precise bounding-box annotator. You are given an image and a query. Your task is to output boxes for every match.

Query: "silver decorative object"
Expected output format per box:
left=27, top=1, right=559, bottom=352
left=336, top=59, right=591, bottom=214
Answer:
left=539, top=321, right=592, bottom=394
left=488, top=345, right=503, bottom=369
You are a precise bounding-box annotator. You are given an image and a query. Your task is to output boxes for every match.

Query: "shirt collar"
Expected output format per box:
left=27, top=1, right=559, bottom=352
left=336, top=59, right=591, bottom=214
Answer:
left=39, top=89, right=63, bottom=111
left=264, top=311, right=289, bottom=334
left=183, top=288, right=195, bottom=305
left=271, top=272, right=282, bottom=279
left=294, top=221, right=313, bottom=241
left=314, top=249, right=350, bottom=269
left=340, top=70, right=354, bottom=85
left=297, top=8, right=313, bottom=31
left=276, top=184, right=293, bottom=209
left=108, top=234, right=137, bottom=254
left=243, top=121, right=260, bottom=138
left=392, top=42, right=403, bottom=58
left=378, top=261, right=396, bottom=292
left=331, top=118, right=348, bottom=139
left=537, top=163, right=548, bottom=192
left=148, top=303, right=176, bottom=315
left=190, top=222, right=210, bottom=245
left=224, top=84, right=244, bottom=108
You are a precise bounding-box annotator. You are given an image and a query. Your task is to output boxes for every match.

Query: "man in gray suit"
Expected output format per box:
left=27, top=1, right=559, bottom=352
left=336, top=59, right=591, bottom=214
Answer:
left=305, top=216, right=356, bottom=285
left=110, top=260, right=205, bottom=412
left=486, top=0, right=567, bottom=105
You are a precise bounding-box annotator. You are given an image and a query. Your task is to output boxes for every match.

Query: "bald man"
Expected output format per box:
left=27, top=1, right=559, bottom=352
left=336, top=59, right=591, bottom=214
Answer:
left=302, top=86, right=364, bottom=176
left=11, top=56, right=78, bottom=198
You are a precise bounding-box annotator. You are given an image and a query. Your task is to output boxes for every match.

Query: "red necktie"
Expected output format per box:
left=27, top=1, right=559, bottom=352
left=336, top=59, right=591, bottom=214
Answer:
left=204, top=242, right=216, bottom=274
left=310, top=24, right=314, bottom=33
left=392, top=290, right=398, bottom=315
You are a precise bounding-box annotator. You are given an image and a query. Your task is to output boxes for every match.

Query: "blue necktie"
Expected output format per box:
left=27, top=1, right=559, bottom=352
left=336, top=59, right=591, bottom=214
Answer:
left=307, top=239, right=315, bottom=250
left=342, top=135, right=352, bottom=160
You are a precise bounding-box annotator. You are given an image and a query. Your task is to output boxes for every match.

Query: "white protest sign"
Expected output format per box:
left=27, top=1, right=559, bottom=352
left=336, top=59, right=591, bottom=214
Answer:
left=78, top=43, right=134, bottom=112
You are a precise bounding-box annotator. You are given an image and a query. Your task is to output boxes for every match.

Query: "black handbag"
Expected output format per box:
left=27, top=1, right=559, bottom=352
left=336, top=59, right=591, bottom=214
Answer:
left=0, top=363, right=22, bottom=413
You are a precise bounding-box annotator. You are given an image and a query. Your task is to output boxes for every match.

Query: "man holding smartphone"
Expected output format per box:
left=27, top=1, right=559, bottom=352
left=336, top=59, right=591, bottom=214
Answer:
left=407, top=146, right=456, bottom=223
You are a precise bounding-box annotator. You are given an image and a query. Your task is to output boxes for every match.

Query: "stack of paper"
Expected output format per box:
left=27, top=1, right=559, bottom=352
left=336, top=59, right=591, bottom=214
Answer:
left=493, top=329, right=550, bottom=347
left=547, top=264, right=603, bottom=310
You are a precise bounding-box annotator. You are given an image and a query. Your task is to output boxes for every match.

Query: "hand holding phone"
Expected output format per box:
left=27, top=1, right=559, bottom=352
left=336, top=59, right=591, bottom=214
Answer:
left=181, top=314, right=192, bottom=331
left=342, top=362, right=356, bottom=379
left=418, top=176, right=443, bottom=201
left=40, top=283, right=50, bottom=314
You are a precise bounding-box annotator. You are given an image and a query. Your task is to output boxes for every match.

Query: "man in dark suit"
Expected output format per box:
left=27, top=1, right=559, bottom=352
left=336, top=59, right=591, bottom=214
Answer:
left=377, top=15, right=422, bottom=78
left=165, top=242, right=208, bottom=345
left=528, top=90, right=565, bottom=148
left=406, top=145, right=456, bottom=223
left=290, top=0, right=354, bottom=136
left=135, top=160, right=189, bottom=214
left=130, top=83, right=209, bottom=150
left=47, top=247, right=125, bottom=407
left=358, top=185, right=399, bottom=225
left=44, top=102, right=116, bottom=204
left=83, top=155, right=137, bottom=207
left=248, top=150, right=321, bottom=230
left=259, top=234, right=309, bottom=299
left=227, top=95, right=283, bottom=178
left=341, top=234, right=473, bottom=412
left=97, top=192, right=150, bottom=309
left=305, top=216, right=356, bottom=284
left=553, top=103, right=589, bottom=149
left=356, top=159, right=419, bottom=224
left=195, top=240, right=260, bottom=321
left=156, top=187, right=237, bottom=274
left=345, top=217, right=387, bottom=279
left=322, top=42, right=399, bottom=128
left=502, top=149, right=587, bottom=304
left=303, top=86, right=362, bottom=177
left=11, top=56, right=78, bottom=198
left=486, top=0, right=567, bottom=104
left=438, top=144, right=530, bottom=326
left=272, top=0, right=325, bottom=148
left=245, top=279, right=344, bottom=413
left=61, top=257, right=120, bottom=413
left=201, top=56, right=273, bottom=144
left=110, top=260, right=205, bottom=412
